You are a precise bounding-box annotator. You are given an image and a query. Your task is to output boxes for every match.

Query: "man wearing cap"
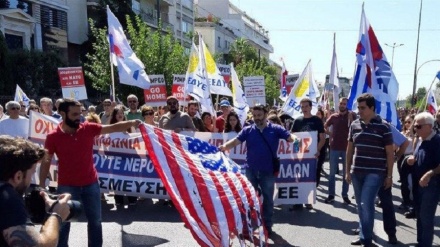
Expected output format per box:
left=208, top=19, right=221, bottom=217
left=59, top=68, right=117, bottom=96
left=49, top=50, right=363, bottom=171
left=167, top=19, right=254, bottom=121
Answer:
left=216, top=99, right=231, bottom=132
left=159, top=96, right=196, bottom=132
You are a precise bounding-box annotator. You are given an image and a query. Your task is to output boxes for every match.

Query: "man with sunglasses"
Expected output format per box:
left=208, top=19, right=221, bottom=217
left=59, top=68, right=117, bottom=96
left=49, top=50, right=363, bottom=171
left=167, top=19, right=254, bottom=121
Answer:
left=125, top=94, right=143, bottom=121
left=159, top=96, right=196, bottom=133
left=0, top=101, right=29, bottom=138
left=405, top=112, right=440, bottom=247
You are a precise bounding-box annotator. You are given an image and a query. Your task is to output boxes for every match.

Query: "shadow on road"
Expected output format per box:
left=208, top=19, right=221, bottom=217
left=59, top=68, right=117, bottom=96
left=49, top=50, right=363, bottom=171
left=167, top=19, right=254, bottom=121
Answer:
left=121, top=229, right=169, bottom=246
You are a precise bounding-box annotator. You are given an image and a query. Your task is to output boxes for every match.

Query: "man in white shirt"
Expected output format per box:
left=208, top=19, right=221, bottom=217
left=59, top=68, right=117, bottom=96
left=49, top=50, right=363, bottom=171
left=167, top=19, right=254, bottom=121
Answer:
left=0, top=101, right=30, bottom=138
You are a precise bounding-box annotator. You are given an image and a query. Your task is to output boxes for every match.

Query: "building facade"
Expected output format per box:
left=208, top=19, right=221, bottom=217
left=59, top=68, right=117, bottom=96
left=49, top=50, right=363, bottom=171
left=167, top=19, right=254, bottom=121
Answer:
left=0, top=0, right=90, bottom=64
left=194, top=0, right=273, bottom=59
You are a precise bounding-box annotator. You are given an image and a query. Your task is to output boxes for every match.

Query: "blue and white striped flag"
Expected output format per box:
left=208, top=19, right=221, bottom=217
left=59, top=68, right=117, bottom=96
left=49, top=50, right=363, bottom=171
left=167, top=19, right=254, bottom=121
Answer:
left=347, top=5, right=400, bottom=129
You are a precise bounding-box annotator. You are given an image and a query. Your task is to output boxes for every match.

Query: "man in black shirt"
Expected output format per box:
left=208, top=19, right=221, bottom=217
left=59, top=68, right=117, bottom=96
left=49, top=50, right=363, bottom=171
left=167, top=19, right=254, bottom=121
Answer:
left=0, top=136, right=71, bottom=247
left=290, top=98, right=326, bottom=210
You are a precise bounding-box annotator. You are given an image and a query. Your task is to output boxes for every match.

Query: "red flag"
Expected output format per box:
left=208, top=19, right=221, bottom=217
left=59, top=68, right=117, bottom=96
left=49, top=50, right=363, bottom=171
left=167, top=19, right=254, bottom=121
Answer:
left=139, top=124, right=266, bottom=246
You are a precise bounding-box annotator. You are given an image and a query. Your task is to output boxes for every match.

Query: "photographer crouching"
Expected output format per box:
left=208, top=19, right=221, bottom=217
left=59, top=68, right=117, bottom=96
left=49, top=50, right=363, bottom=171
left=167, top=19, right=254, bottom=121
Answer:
left=0, top=136, right=71, bottom=246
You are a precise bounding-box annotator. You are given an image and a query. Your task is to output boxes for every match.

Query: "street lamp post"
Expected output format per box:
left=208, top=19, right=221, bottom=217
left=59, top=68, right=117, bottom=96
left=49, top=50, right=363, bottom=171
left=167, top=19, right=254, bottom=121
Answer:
left=414, top=59, right=440, bottom=112
left=384, top=42, right=404, bottom=68
left=411, top=0, right=423, bottom=107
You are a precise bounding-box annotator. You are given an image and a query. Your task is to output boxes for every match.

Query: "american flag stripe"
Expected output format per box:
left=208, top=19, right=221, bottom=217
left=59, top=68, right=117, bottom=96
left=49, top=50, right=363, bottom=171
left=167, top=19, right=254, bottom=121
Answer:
left=140, top=124, right=265, bottom=246
left=149, top=127, right=213, bottom=245
left=157, top=128, right=219, bottom=245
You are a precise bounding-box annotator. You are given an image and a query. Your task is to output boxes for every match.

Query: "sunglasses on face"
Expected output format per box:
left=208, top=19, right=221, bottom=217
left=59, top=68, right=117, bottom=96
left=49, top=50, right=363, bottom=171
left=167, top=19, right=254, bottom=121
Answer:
left=103, top=104, right=111, bottom=107
left=405, top=121, right=412, bottom=124
left=20, top=105, right=26, bottom=108
left=167, top=101, right=178, bottom=106
left=413, top=124, right=428, bottom=130
left=143, top=111, right=154, bottom=116
left=128, top=100, right=137, bottom=103
left=10, top=107, right=20, bottom=110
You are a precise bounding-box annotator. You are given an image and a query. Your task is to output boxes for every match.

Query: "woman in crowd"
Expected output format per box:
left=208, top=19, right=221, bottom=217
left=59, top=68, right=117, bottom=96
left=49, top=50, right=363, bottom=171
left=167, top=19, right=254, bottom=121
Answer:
left=154, top=105, right=168, bottom=122
left=315, top=108, right=328, bottom=186
left=141, top=105, right=157, bottom=126
left=267, top=114, right=283, bottom=126
left=224, top=111, right=242, bottom=133
left=202, top=112, right=215, bottom=132
left=26, top=104, right=40, bottom=116
left=110, top=105, right=137, bottom=207
left=399, top=114, right=415, bottom=218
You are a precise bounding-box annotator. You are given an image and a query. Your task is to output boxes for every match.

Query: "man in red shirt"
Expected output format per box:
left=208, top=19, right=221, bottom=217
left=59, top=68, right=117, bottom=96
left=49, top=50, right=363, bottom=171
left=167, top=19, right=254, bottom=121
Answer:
left=39, top=98, right=141, bottom=247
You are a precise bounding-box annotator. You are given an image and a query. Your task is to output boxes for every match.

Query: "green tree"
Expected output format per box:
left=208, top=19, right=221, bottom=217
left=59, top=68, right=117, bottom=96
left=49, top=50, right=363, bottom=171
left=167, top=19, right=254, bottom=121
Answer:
left=2, top=49, right=65, bottom=98
left=0, top=31, right=8, bottom=93
left=84, top=15, right=188, bottom=102
left=0, top=0, right=10, bottom=8
left=227, top=38, right=258, bottom=66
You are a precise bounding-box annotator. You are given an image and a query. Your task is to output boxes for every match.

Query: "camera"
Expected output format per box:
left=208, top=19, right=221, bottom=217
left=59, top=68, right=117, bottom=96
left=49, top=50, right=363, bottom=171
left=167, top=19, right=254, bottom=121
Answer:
left=24, top=185, right=82, bottom=224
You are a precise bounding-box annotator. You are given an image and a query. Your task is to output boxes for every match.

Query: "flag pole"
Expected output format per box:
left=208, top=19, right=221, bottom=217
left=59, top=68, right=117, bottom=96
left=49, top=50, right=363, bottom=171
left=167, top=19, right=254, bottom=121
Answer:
left=109, top=50, right=116, bottom=102
left=417, top=75, right=438, bottom=113
left=198, top=34, right=215, bottom=115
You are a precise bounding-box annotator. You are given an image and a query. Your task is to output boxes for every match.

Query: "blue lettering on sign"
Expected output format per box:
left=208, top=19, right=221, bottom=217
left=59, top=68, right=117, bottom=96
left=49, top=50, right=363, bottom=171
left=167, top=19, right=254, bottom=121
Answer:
left=93, top=152, right=157, bottom=177
left=288, top=99, right=296, bottom=107
left=187, top=77, right=207, bottom=91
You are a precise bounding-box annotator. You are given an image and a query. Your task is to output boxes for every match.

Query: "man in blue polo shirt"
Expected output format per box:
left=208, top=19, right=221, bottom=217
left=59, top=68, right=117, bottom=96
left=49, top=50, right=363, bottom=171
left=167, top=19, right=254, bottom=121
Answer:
left=219, top=105, right=298, bottom=236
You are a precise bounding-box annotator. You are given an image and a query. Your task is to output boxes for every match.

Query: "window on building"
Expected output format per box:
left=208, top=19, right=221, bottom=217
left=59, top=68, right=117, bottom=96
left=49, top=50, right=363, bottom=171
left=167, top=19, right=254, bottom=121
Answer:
left=181, top=0, right=193, bottom=10
left=181, top=21, right=193, bottom=33
left=4, top=33, right=23, bottom=50
left=40, top=6, right=67, bottom=30
left=132, top=0, right=140, bottom=15
left=217, top=37, right=221, bottom=48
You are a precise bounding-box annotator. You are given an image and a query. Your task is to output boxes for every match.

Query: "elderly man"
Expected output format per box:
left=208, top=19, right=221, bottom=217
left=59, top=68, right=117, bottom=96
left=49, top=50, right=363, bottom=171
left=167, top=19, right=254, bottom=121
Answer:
left=346, top=93, right=394, bottom=247
left=406, top=112, right=440, bottom=247
left=0, top=101, right=29, bottom=138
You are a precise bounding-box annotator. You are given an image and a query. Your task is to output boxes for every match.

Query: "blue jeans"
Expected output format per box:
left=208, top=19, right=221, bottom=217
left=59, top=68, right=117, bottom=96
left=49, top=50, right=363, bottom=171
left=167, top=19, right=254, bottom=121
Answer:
left=57, top=182, right=103, bottom=247
left=413, top=177, right=440, bottom=246
left=351, top=172, right=385, bottom=246
left=245, top=169, right=275, bottom=229
left=328, top=150, right=349, bottom=197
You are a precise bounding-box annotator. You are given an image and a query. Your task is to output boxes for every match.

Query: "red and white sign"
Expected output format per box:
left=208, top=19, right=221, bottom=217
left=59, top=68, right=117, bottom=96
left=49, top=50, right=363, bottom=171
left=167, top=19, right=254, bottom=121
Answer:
left=58, top=67, right=88, bottom=100
left=217, top=64, right=231, bottom=83
left=144, top=74, right=167, bottom=106
left=172, top=74, right=191, bottom=105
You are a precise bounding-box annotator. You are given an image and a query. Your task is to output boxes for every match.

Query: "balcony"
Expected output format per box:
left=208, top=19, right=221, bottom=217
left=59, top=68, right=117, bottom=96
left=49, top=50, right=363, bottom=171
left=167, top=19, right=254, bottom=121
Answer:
left=139, top=10, right=174, bottom=33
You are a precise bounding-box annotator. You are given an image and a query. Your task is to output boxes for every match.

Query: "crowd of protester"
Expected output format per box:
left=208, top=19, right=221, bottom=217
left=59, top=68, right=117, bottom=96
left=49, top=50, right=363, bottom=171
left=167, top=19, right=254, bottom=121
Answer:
left=0, top=94, right=439, bottom=246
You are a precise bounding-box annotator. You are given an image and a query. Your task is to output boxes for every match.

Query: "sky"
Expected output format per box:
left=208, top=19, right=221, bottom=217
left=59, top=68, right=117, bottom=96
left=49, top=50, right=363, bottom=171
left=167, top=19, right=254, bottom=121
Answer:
left=229, top=0, right=440, bottom=100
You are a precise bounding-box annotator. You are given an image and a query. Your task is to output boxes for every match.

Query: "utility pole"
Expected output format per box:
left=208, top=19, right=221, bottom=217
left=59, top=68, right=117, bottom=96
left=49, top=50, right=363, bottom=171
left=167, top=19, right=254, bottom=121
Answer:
left=411, top=0, right=423, bottom=107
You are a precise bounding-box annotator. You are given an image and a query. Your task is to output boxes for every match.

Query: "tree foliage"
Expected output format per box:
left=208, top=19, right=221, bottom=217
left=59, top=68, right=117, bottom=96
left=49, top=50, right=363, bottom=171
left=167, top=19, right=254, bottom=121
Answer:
left=84, top=15, right=188, bottom=102
left=226, top=38, right=280, bottom=105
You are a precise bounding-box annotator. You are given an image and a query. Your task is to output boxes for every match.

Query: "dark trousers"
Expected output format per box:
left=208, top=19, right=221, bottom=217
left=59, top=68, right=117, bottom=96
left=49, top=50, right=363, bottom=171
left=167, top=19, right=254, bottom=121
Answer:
left=378, top=186, right=397, bottom=237
left=397, top=155, right=414, bottom=206
left=316, top=140, right=328, bottom=186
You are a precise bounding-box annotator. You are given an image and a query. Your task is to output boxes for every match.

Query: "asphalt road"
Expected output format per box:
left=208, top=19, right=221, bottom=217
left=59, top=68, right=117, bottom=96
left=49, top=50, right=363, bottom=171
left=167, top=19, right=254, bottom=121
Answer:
left=66, top=162, right=440, bottom=247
